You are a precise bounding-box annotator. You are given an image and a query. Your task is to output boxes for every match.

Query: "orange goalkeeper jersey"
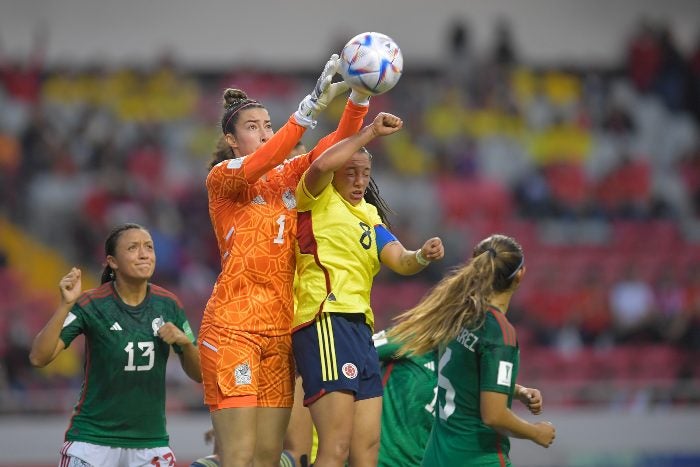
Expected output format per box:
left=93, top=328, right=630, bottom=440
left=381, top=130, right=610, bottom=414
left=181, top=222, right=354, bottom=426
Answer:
left=201, top=101, right=368, bottom=335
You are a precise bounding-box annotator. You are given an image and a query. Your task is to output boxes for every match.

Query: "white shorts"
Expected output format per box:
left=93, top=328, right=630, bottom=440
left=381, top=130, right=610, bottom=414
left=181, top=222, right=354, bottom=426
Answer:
left=59, top=441, right=176, bottom=467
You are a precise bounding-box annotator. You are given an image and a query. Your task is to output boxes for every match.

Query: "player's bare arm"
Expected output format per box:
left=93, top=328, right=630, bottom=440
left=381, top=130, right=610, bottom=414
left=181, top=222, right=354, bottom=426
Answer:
left=29, top=267, right=81, bottom=367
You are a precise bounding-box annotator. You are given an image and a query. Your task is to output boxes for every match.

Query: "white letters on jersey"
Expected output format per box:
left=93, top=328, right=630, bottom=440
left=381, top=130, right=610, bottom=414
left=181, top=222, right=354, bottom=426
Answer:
left=456, top=328, right=479, bottom=352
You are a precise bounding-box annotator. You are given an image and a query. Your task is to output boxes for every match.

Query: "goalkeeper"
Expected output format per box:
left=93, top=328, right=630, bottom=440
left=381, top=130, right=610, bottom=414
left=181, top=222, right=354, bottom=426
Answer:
left=198, top=54, right=371, bottom=467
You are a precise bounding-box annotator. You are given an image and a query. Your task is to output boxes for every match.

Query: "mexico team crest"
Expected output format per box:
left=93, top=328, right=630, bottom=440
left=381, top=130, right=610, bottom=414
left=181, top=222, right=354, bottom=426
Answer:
left=151, top=316, right=165, bottom=336
left=235, top=362, right=252, bottom=385
left=342, top=363, right=358, bottom=379
left=282, top=189, right=296, bottom=209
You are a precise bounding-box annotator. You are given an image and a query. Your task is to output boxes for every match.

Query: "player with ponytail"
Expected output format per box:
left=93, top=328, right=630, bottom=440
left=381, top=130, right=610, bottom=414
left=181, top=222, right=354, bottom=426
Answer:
left=292, top=113, right=445, bottom=466
left=199, top=54, right=374, bottom=467
left=30, top=223, right=200, bottom=467
left=390, top=234, right=556, bottom=466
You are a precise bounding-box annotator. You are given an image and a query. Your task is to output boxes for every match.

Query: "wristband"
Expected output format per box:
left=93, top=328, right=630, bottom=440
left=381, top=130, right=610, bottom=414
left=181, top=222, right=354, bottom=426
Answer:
left=415, top=249, right=430, bottom=266
left=349, top=90, right=371, bottom=106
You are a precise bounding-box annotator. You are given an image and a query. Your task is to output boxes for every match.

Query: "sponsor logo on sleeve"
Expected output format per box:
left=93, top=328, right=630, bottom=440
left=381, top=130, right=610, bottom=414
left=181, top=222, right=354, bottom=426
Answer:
left=497, top=361, right=513, bottom=386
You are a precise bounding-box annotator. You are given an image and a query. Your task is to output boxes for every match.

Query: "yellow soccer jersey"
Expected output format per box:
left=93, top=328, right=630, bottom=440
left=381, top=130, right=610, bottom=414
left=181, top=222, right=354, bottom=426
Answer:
left=294, top=178, right=382, bottom=330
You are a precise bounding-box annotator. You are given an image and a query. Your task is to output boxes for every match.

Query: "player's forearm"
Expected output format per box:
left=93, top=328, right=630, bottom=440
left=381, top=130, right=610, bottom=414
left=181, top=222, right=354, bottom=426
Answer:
left=309, top=100, right=368, bottom=163
left=399, top=248, right=429, bottom=275
left=482, top=406, right=541, bottom=442
left=313, top=125, right=377, bottom=174
left=179, top=343, right=202, bottom=383
left=243, top=118, right=306, bottom=182
left=29, top=302, right=71, bottom=367
left=380, top=243, right=426, bottom=276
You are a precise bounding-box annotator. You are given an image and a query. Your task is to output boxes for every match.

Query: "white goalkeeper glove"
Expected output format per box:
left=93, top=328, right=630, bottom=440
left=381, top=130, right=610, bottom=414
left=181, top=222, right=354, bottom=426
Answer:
left=318, top=81, right=350, bottom=109
left=294, top=54, right=348, bottom=128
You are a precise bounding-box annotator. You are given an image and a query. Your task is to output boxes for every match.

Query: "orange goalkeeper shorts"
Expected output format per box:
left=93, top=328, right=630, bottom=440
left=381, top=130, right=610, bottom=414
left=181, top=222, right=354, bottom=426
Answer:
left=198, top=325, right=295, bottom=411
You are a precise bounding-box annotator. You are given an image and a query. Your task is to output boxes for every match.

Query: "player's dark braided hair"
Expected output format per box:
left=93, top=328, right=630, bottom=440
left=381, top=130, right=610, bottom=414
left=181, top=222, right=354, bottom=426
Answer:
left=101, top=223, right=148, bottom=284
left=209, top=88, right=265, bottom=170
left=361, top=148, right=394, bottom=230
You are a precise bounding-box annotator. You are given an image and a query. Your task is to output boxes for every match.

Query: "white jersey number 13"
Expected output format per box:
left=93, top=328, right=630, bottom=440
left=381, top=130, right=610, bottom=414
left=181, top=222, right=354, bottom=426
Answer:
left=124, top=341, right=155, bottom=371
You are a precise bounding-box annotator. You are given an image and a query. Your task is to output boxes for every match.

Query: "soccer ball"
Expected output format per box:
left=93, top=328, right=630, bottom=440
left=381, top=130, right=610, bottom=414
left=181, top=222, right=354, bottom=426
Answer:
left=339, top=32, right=403, bottom=96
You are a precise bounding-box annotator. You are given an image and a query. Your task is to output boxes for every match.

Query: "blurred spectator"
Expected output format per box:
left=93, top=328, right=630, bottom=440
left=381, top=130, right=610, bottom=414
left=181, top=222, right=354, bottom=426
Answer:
left=689, top=32, right=700, bottom=122
left=491, top=16, right=517, bottom=68
left=654, top=269, right=687, bottom=343
left=609, top=266, right=656, bottom=343
left=445, top=18, right=475, bottom=88
left=677, top=266, right=700, bottom=350
left=679, top=145, right=700, bottom=216
left=653, top=24, right=689, bottom=112
left=0, top=26, right=46, bottom=104
left=626, top=19, right=662, bottom=94
left=571, top=269, right=612, bottom=345
left=596, top=154, right=652, bottom=219
left=3, top=308, right=35, bottom=392
left=514, top=167, right=553, bottom=218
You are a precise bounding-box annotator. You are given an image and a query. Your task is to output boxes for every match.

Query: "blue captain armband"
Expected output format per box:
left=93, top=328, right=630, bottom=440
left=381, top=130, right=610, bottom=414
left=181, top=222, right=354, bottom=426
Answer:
left=374, top=224, right=398, bottom=256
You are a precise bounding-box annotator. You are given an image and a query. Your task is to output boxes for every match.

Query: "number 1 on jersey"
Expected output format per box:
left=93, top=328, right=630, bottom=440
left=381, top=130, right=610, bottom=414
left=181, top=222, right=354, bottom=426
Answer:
left=274, top=215, right=286, bottom=244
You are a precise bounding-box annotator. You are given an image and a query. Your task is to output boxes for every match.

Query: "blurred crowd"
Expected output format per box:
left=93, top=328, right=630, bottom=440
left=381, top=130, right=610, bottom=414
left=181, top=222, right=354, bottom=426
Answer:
left=2, top=18, right=700, bottom=410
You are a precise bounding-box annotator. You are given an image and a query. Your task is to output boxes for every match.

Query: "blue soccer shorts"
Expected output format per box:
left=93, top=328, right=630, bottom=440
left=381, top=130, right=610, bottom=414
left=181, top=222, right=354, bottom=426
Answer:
left=292, top=312, right=383, bottom=405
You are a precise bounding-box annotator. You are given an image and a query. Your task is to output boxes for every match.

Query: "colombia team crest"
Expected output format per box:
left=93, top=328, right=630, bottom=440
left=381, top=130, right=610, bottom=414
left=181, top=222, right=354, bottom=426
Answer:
left=342, top=363, right=358, bottom=379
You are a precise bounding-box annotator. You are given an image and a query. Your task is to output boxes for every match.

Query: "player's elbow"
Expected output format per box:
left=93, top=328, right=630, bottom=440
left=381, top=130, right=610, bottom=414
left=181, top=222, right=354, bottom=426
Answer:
left=308, top=161, right=331, bottom=179
left=28, top=351, right=49, bottom=368
left=481, top=407, right=507, bottom=429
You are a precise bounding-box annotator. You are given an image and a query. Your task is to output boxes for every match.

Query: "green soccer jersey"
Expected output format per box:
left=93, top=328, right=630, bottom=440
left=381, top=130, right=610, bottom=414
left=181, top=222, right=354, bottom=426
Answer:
left=421, top=308, right=519, bottom=467
left=373, top=330, right=438, bottom=467
left=59, top=281, right=196, bottom=448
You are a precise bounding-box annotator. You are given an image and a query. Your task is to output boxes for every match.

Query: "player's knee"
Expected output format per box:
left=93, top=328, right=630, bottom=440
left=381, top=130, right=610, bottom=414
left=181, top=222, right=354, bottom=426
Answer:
left=349, top=445, right=379, bottom=465
left=221, top=444, right=254, bottom=467
left=319, top=439, right=351, bottom=463
left=366, top=432, right=381, bottom=450
left=349, top=433, right=380, bottom=465
left=255, top=444, right=283, bottom=466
